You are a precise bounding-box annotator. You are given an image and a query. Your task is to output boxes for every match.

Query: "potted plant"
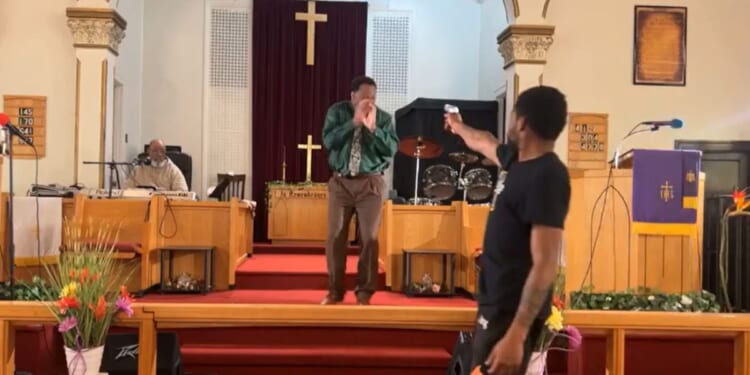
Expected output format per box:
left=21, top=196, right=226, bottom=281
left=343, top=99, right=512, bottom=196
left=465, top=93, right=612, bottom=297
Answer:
left=43, top=222, right=136, bottom=375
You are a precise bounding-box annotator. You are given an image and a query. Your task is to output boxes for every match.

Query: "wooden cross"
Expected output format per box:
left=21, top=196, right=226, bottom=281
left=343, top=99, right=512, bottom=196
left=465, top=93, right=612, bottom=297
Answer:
left=297, top=134, right=321, bottom=182
left=295, top=1, right=328, bottom=66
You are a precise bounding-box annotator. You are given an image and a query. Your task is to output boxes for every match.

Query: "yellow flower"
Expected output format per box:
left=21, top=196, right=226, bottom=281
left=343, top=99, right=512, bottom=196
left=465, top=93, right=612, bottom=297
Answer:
left=60, top=282, right=79, bottom=298
left=545, top=305, right=563, bottom=331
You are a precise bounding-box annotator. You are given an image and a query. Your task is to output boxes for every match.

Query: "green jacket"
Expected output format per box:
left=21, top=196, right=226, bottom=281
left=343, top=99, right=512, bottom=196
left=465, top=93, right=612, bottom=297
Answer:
left=322, top=101, right=399, bottom=175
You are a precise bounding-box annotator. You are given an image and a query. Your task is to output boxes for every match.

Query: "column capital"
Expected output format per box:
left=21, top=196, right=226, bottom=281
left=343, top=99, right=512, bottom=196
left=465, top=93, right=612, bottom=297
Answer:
left=497, top=24, right=555, bottom=69
left=66, top=8, right=127, bottom=56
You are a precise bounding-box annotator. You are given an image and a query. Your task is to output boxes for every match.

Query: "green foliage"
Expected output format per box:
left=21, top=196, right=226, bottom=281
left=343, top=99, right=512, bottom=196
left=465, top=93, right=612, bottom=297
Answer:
left=569, top=287, right=721, bottom=312
left=0, top=276, right=56, bottom=301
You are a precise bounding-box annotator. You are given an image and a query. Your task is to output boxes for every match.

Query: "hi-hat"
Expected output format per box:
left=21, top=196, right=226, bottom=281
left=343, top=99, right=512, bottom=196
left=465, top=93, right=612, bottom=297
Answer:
left=480, top=158, right=495, bottom=166
left=398, top=136, right=442, bottom=159
left=449, top=152, right=479, bottom=164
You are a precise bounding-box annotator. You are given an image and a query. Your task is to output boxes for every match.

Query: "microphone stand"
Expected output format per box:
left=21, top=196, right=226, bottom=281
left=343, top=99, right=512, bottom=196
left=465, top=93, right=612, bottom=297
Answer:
left=610, top=123, right=655, bottom=168
left=82, top=161, right=133, bottom=198
left=4, top=128, right=16, bottom=300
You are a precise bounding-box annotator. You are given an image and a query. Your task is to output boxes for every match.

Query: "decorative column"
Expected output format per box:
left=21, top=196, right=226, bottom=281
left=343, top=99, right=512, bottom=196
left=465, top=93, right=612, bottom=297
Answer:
left=497, top=24, right=554, bottom=125
left=66, top=4, right=126, bottom=187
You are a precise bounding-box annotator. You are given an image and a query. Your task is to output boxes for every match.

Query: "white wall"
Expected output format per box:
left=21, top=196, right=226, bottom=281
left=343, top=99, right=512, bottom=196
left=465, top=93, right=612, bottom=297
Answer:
left=382, top=0, right=483, bottom=100
left=544, top=0, right=750, bottom=161
left=0, top=0, right=77, bottom=194
left=115, top=0, right=144, bottom=162
left=478, top=0, right=507, bottom=100
left=141, top=0, right=205, bottom=191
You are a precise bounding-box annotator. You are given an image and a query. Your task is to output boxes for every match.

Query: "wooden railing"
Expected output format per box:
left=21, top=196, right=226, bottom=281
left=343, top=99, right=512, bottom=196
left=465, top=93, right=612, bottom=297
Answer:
left=564, top=311, right=750, bottom=375
left=2, top=302, right=750, bottom=375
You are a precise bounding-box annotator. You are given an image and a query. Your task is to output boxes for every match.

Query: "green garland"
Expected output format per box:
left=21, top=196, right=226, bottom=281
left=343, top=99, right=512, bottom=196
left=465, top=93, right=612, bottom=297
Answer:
left=264, top=180, right=328, bottom=209
left=570, top=287, right=720, bottom=312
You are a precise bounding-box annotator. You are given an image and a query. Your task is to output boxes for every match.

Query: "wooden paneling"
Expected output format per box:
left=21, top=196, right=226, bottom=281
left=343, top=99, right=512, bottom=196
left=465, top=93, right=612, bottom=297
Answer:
left=460, top=203, right=489, bottom=295
left=145, top=198, right=253, bottom=290
left=564, top=168, right=705, bottom=296
left=380, top=201, right=462, bottom=291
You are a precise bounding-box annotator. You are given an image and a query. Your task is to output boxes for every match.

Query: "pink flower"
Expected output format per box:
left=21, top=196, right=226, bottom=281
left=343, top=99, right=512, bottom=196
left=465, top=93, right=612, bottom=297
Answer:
left=116, top=296, right=133, bottom=317
left=563, top=325, right=582, bottom=351
left=58, top=316, right=77, bottom=333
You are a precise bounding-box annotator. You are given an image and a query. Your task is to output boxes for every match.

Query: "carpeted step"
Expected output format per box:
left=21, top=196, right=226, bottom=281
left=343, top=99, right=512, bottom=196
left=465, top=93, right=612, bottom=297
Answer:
left=235, top=254, right=385, bottom=290
left=173, top=326, right=460, bottom=348
left=181, top=344, right=451, bottom=375
left=142, top=289, right=476, bottom=307
left=253, top=242, right=360, bottom=255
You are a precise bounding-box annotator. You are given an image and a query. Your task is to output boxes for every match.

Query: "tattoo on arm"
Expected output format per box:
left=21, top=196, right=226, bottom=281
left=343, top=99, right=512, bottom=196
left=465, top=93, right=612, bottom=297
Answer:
left=514, top=273, right=553, bottom=330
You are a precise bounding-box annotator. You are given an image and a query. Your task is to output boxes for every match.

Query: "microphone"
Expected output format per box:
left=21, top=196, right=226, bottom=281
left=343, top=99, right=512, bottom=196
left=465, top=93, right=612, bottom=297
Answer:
left=133, top=157, right=152, bottom=166
left=612, top=118, right=684, bottom=168
left=0, top=112, right=34, bottom=146
left=642, top=118, right=683, bottom=130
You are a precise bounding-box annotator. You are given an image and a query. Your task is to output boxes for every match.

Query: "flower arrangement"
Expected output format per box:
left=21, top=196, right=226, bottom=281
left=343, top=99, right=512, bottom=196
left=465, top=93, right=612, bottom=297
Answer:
left=530, top=269, right=582, bottom=374
left=42, top=221, right=136, bottom=370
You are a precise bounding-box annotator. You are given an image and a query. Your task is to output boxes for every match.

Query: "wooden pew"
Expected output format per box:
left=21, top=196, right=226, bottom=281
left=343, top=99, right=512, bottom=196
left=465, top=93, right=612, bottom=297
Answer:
left=69, top=195, right=154, bottom=292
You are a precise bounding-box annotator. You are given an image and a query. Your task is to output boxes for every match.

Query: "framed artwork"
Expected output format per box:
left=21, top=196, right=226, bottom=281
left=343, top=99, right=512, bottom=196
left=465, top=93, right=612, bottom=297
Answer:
left=633, top=6, right=687, bottom=86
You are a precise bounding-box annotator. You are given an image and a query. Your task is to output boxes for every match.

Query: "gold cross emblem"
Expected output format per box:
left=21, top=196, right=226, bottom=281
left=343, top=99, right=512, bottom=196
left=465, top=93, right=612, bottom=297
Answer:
left=297, top=134, right=322, bottom=183
left=295, top=1, right=328, bottom=66
left=686, top=170, right=696, bottom=183
left=660, top=180, right=674, bottom=202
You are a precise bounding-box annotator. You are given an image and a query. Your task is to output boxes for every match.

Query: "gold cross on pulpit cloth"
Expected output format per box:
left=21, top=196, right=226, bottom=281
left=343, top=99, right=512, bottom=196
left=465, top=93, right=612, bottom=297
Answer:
left=297, top=134, right=322, bottom=182
left=295, top=1, right=328, bottom=66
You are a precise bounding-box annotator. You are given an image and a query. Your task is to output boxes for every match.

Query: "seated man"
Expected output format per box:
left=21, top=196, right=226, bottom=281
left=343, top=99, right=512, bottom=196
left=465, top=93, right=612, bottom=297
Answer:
left=126, top=139, right=188, bottom=191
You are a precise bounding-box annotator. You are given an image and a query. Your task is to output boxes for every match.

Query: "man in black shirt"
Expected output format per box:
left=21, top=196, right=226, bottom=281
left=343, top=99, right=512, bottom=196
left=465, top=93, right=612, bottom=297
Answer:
left=444, top=86, right=570, bottom=375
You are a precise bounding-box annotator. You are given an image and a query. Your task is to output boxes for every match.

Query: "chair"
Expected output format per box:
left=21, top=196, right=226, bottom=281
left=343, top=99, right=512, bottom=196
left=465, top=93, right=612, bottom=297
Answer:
left=216, top=173, right=246, bottom=201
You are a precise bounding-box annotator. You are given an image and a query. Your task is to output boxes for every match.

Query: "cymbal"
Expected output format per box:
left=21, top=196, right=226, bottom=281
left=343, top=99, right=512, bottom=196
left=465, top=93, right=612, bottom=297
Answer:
left=449, top=152, right=479, bottom=164
left=480, top=158, right=496, bottom=166
left=398, top=136, right=442, bottom=159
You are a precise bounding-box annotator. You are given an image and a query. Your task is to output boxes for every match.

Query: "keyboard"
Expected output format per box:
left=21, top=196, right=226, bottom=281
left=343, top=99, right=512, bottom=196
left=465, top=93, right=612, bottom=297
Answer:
left=79, top=188, right=197, bottom=201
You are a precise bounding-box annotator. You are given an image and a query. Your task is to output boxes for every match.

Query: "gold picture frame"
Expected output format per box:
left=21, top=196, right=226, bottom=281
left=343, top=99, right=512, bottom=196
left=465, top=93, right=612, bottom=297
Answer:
left=633, top=6, right=687, bottom=86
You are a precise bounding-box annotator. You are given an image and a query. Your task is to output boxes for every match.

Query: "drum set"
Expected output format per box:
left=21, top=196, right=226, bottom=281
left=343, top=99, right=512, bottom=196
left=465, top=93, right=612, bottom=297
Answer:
left=398, top=135, right=495, bottom=205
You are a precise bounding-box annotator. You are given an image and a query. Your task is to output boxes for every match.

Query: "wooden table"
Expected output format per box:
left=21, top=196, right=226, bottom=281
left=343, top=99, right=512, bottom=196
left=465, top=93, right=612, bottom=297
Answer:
left=266, top=182, right=354, bottom=244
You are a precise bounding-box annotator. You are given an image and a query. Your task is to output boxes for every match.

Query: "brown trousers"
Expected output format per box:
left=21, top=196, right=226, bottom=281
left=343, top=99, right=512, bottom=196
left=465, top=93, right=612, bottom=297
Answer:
left=325, top=173, right=384, bottom=300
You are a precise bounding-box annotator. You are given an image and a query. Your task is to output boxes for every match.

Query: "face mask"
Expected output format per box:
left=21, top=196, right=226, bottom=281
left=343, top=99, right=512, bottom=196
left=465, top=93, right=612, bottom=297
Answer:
left=152, top=160, right=167, bottom=168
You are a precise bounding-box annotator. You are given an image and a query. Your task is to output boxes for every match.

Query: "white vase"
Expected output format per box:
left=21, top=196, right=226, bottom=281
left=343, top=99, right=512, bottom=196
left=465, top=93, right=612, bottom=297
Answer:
left=525, top=351, right=547, bottom=375
left=64, top=345, right=107, bottom=375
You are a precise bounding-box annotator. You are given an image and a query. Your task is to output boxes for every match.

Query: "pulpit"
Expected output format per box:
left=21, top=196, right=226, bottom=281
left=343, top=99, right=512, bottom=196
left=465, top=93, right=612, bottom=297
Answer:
left=564, top=149, right=705, bottom=297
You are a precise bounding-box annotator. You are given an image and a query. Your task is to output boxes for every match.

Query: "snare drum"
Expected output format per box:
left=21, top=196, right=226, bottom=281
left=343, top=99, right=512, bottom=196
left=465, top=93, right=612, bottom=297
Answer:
left=422, top=164, right=458, bottom=201
left=464, top=168, right=493, bottom=201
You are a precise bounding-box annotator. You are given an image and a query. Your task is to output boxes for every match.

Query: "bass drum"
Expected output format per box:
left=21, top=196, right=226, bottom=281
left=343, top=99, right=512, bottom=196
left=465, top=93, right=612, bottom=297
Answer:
left=422, top=164, right=458, bottom=201
left=464, top=168, right=493, bottom=201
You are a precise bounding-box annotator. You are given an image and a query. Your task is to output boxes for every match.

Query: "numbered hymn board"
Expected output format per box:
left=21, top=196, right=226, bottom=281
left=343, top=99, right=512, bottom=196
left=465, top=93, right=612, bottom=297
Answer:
left=567, top=113, right=608, bottom=170
left=3, top=95, right=46, bottom=158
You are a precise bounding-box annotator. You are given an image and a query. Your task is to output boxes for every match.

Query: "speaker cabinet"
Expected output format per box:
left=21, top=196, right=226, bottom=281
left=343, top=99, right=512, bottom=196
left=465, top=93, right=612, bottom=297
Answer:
left=101, top=332, right=183, bottom=375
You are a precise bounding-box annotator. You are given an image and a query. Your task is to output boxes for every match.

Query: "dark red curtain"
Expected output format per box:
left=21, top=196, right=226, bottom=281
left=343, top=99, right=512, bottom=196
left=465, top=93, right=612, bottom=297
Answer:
left=251, top=0, right=367, bottom=242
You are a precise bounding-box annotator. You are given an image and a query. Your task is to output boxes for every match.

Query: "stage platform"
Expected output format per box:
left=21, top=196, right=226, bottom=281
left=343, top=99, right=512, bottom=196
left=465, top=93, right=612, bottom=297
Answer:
left=3, top=242, right=750, bottom=375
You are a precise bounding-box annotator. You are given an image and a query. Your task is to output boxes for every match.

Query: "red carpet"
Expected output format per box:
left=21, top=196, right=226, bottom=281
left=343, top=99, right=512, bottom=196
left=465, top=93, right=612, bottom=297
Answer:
left=235, top=253, right=386, bottom=290
left=143, top=289, right=474, bottom=307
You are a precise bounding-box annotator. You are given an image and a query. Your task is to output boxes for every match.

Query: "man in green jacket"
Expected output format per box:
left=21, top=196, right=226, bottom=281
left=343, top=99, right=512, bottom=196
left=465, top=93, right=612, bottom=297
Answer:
left=320, top=76, right=399, bottom=305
